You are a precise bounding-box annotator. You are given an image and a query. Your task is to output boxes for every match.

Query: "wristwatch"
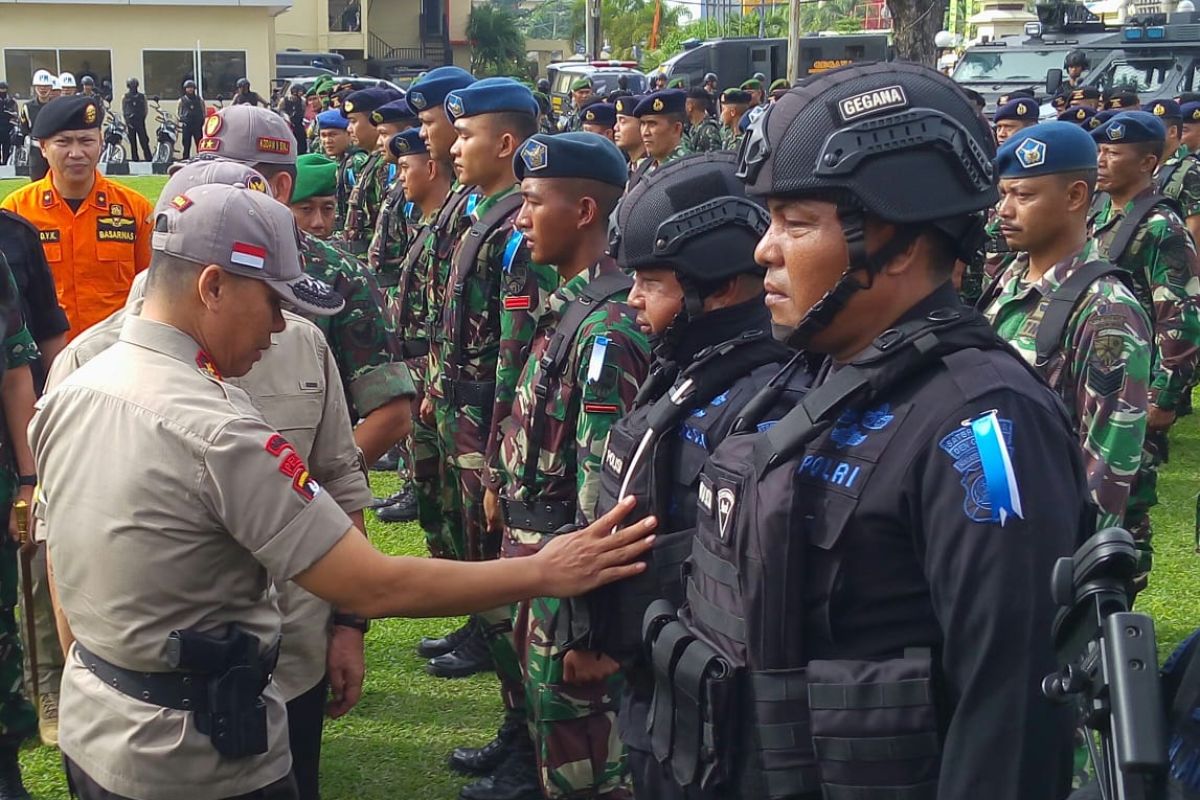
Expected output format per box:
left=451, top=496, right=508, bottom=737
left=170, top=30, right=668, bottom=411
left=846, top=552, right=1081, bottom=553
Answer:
left=333, top=612, right=370, bottom=633
left=18, top=475, right=36, bottom=487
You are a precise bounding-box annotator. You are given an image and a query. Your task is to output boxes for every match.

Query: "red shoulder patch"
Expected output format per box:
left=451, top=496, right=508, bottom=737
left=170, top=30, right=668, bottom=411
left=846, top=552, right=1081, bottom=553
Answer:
left=264, top=434, right=321, bottom=501
left=195, top=349, right=222, bottom=380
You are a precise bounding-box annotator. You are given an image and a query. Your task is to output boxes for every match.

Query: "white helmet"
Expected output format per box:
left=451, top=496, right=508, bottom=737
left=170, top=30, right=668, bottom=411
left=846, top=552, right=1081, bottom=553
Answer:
left=50, top=76, right=61, bottom=91
left=59, top=72, right=76, bottom=88
left=32, top=69, right=53, bottom=87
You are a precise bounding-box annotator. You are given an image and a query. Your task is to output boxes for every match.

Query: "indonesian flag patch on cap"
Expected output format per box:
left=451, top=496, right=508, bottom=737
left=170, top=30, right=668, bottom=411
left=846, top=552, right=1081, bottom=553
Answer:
left=231, top=241, right=266, bottom=270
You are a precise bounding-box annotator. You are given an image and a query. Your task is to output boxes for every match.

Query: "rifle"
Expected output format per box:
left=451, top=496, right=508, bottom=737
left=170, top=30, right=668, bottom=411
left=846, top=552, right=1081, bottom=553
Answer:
left=16, top=500, right=37, bottom=702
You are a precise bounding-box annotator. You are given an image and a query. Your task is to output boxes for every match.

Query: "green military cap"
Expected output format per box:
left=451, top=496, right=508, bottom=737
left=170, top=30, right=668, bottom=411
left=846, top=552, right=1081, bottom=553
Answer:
left=769, top=78, right=789, bottom=92
left=740, top=78, right=762, bottom=91
left=570, top=77, right=593, bottom=92
left=667, top=77, right=685, bottom=88
left=291, top=153, right=338, bottom=204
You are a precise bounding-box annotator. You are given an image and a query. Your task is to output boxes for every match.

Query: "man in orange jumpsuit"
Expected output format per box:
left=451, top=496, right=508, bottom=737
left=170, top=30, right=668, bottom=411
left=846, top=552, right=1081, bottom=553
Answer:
left=1, top=95, right=151, bottom=339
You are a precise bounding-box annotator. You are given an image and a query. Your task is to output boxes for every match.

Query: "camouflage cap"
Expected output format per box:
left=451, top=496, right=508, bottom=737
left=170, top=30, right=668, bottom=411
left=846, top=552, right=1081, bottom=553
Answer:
left=197, top=105, right=296, bottom=166
left=152, top=183, right=343, bottom=316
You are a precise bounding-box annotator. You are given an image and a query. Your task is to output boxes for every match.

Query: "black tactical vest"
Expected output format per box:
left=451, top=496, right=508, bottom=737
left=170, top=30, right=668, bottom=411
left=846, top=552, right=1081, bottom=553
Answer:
left=643, top=308, right=1055, bottom=800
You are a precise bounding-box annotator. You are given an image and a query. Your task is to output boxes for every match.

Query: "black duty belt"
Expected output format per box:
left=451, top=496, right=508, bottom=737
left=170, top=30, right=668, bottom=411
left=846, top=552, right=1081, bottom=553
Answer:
left=398, top=339, right=430, bottom=359
left=74, top=641, right=278, bottom=713
left=441, top=377, right=495, bottom=408
left=500, top=496, right=576, bottom=534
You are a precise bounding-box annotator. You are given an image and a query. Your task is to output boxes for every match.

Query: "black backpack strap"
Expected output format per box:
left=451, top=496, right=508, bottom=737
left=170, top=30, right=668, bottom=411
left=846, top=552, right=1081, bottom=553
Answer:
left=1033, top=260, right=1128, bottom=365
left=449, top=193, right=526, bottom=367
left=1087, top=191, right=1110, bottom=230
left=628, top=157, right=654, bottom=190
left=752, top=309, right=999, bottom=473
left=521, top=270, right=634, bottom=490
left=392, top=219, right=433, bottom=335
left=1108, top=193, right=1174, bottom=265
left=432, top=183, right=473, bottom=260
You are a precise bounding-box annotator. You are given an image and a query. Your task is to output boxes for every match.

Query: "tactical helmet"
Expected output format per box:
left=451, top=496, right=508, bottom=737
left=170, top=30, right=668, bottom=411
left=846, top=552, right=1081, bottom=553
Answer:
left=32, top=70, right=54, bottom=88
left=536, top=78, right=551, bottom=94
left=81, top=75, right=95, bottom=86
left=59, top=72, right=76, bottom=88
left=127, top=77, right=139, bottom=88
left=704, top=72, right=718, bottom=83
left=0, top=82, right=7, bottom=91
left=737, top=61, right=997, bottom=346
left=615, top=152, right=767, bottom=288
left=237, top=78, right=250, bottom=88
left=753, top=72, right=766, bottom=83
left=183, top=79, right=197, bottom=90
left=1064, top=49, right=1090, bottom=69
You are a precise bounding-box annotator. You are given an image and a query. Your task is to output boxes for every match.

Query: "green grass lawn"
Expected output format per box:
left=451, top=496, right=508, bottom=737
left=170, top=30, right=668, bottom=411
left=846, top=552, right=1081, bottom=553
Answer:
left=0, top=176, right=169, bottom=205
left=0, top=173, right=1197, bottom=797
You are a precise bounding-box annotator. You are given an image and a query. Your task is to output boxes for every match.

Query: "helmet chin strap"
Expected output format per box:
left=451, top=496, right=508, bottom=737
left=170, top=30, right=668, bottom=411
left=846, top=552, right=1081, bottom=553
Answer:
left=780, top=205, right=919, bottom=351
left=655, top=277, right=707, bottom=358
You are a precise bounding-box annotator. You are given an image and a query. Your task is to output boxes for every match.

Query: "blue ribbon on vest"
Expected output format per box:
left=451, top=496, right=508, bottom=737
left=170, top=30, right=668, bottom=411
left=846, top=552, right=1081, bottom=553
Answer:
left=969, top=410, right=1024, bottom=527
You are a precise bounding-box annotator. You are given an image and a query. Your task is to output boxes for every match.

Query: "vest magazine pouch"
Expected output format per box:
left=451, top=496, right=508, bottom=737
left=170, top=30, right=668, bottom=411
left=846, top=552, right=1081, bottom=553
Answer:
left=746, top=669, right=820, bottom=800
left=667, top=633, right=739, bottom=791
left=806, top=653, right=941, bottom=798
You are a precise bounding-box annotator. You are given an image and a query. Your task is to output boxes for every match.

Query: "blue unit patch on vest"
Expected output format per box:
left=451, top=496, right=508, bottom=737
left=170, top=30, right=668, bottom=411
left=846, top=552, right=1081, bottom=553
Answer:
left=830, top=403, right=896, bottom=449
left=938, top=411, right=1024, bottom=526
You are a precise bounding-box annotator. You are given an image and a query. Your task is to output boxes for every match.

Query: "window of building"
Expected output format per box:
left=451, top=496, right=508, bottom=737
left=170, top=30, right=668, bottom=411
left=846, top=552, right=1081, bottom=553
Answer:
left=3, top=49, right=60, bottom=99
left=201, top=51, right=248, bottom=100
left=143, top=50, right=194, bottom=101
left=58, top=50, right=112, bottom=95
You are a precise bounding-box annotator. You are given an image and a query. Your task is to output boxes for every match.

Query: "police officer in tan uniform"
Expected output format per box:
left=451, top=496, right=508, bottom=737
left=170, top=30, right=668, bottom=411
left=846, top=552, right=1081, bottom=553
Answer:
left=45, top=159, right=373, bottom=800
left=33, top=182, right=655, bottom=800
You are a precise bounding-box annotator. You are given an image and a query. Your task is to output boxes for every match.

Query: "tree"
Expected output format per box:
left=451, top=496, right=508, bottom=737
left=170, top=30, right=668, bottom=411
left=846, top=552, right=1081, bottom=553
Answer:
left=466, top=5, right=527, bottom=76
left=886, top=0, right=948, bottom=65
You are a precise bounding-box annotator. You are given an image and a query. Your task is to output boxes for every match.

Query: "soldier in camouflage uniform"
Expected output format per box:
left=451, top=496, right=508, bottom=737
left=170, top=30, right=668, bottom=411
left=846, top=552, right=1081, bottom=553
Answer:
left=478, top=132, right=650, bottom=800
left=367, top=99, right=421, bottom=297
left=198, top=104, right=416, bottom=466
left=557, top=78, right=593, bottom=133
left=0, top=251, right=38, bottom=800
left=981, top=123, right=1152, bottom=530
left=1146, top=100, right=1200, bottom=246
left=315, top=109, right=369, bottom=232
left=628, top=90, right=691, bottom=190
left=718, top=88, right=751, bottom=151
left=612, top=95, right=645, bottom=171
left=1090, top=110, right=1200, bottom=585
left=684, top=87, right=722, bottom=153
left=339, top=88, right=397, bottom=257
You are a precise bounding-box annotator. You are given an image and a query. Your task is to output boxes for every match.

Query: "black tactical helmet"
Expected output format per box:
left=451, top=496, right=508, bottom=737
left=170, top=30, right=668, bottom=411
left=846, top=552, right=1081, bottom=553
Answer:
left=127, top=78, right=139, bottom=88
left=183, top=79, right=196, bottom=89
left=237, top=78, right=250, bottom=88
left=737, top=61, right=997, bottom=345
left=0, top=82, right=7, bottom=91
left=81, top=75, right=95, bottom=86
left=704, top=72, right=718, bottom=83
left=536, top=78, right=551, bottom=93
left=1064, top=49, right=1090, bottom=69
left=614, top=152, right=767, bottom=289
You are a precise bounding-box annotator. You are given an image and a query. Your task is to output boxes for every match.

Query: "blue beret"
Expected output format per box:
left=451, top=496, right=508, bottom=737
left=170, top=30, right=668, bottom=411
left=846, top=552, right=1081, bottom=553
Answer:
left=1093, top=109, right=1120, bottom=127
left=514, top=132, right=628, bottom=188
left=1092, top=110, right=1167, bottom=144
left=372, top=98, right=417, bottom=125
left=614, top=95, right=643, bottom=116
left=1183, top=101, right=1200, bottom=123
left=388, top=128, right=428, bottom=158
left=407, top=66, right=475, bottom=112
left=633, top=89, right=686, bottom=117
left=581, top=102, right=616, bottom=127
left=31, top=95, right=103, bottom=139
left=342, top=88, right=393, bottom=117
left=1145, top=98, right=1182, bottom=120
left=445, top=77, right=537, bottom=121
left=1058, top=105, right=1096, bottom=126
left=996, top=122, right=1097, bottom=179
left=994, top=99, right=1039, bottom=123
left=316, top=109, right=348, bottom=130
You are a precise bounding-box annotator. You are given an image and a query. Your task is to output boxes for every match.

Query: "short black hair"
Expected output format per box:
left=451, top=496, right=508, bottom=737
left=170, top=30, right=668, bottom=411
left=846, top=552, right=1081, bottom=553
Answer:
left=251, top=162, right=299, bottom=203
left=489, top=111, right=538, bottom=143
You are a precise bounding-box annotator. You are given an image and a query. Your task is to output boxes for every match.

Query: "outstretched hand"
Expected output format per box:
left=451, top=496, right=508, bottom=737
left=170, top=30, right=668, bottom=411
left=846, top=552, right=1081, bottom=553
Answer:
left=536, top=497, right=655, bottom=598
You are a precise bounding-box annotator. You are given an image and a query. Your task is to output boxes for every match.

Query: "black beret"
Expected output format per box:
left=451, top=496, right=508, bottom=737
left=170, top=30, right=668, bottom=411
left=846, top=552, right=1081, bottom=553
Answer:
left=31, top=95, right=104, bottom=139
left=633, top=90, right=686, bottom=117
left=582, top=102, right=616, bottom=127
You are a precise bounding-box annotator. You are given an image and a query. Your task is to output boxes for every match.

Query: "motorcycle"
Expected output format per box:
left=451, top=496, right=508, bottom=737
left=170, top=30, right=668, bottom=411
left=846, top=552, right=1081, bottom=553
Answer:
left=2, top=108, right=27, bottom=168
left=99, top=102, right=127, bottom=165
left=150, top=96, right=178, bottom=166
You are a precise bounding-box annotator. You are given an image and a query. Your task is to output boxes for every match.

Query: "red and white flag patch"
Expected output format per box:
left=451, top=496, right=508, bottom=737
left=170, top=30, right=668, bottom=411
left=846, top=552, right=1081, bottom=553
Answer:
left=230, top=241, right=266, bottom=270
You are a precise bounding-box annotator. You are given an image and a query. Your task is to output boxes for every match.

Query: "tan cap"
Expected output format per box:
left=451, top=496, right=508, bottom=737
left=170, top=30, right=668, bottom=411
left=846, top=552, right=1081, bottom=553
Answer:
left=154, top=159, right=271, bottom=215
left=152, top=183, right=343, bottom=316
left=196, top=106, right=297, bottom=165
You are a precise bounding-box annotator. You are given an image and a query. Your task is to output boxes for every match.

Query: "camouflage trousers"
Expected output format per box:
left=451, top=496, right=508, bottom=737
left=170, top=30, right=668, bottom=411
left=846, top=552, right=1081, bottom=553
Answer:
left=433, top=401, right=498, bottom=562
left=403, top=356, right=450, bottom=559
left=1125, top=429, right=1166, bottom=588
left=0, top=538, right=36, bottom=747
left=504, top=528, right=630, bottom=799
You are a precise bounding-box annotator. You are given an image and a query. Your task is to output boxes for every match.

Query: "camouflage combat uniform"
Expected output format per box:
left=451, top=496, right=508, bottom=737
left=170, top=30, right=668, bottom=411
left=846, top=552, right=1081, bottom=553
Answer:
left=368, top=180, right=415, bottom=299
left=559, top=107, right=583, bottom=133
left=335, top=146, right=370, bottom=232
left=494, top=257, right=651, bottom=799
left=628, top=143, right=691, bottom=191
left=686, top=116, right=723, bottom=153
left=1157, top=145, right=1200, bottom=220
left=1091, top=189, right=1200, bottom=568
left=298, top=232, right=415, bottom=420
left=341, top=150, right=393, bottom=257
left=429, top=185, right=559, bottom=714
left=0, top=253, right=38, bottom=749
left=981, top=240, right=1152, bottom=529
left=720, top=125, right=743, bottom=152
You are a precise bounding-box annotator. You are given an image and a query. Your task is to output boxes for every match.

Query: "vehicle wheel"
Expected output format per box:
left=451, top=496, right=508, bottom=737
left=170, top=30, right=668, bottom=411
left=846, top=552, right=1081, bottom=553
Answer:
left=154, top=143, right=170, bottom=164
left=112, top=147, right=126, bottom=165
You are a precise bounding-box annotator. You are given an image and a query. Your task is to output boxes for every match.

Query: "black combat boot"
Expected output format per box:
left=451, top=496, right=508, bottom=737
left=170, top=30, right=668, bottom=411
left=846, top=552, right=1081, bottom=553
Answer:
left=458, top=732, right=540, bottom=800
left=376, top=486, right=418, bottom=522
left=417, top=617, right=474, bottom=659
left=0, top=746, right=31, bottom=800
left=426, top=618, right=493, bottom=678
left=448, top=707, right=526, bottom=775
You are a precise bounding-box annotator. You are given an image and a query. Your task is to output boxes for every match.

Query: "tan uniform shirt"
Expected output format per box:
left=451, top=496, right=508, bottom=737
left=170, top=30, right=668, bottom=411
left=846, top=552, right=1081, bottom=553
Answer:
left=46, top=303, right=372, bottom=701
left=31, top=315, right=352, bottom=800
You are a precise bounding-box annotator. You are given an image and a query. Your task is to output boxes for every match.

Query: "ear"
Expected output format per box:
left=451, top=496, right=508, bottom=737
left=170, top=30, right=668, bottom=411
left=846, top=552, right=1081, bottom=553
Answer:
left=497, top=131, right=518, bottom=160
left=1065, top=179, right=1092, bottom=213
left=196, top=264, right=225, bottom=311
left=271, top=171, right=294, bottom=204
left=578, top=196, right=599, bottom=229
